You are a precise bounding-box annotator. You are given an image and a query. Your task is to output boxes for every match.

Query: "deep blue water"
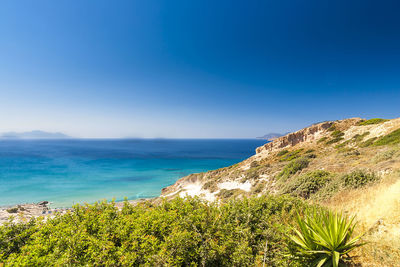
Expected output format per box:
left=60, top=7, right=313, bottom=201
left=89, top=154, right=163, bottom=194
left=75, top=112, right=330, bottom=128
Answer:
left=0, top=139, right=266, bottom=207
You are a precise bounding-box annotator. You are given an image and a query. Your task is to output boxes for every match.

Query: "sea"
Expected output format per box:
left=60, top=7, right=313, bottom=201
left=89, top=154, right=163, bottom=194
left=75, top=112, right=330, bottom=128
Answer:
left=0, top=139, right=266, bottom=207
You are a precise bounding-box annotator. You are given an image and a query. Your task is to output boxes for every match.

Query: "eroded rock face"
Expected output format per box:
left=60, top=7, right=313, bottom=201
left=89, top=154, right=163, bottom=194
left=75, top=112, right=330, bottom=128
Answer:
left=255, top=118, right=363, bottom=155
left=255, top=121, right=333, bottom=154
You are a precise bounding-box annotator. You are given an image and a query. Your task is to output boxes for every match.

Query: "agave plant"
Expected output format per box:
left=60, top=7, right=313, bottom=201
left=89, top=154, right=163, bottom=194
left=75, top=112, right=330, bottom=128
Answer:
left=290, top=209, right=363, bottom=267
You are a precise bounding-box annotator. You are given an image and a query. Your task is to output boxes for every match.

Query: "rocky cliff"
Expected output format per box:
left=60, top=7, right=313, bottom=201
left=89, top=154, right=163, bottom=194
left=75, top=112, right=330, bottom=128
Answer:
left=255, top=121, right=334, bottom=154
left=161, top=117, right=400, bottom=201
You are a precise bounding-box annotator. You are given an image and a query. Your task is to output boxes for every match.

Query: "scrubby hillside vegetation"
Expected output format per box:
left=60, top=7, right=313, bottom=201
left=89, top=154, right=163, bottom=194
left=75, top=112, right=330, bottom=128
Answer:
left=161, top=117, right=400, bottom=266
left=1, top=117, right=399, bottom=266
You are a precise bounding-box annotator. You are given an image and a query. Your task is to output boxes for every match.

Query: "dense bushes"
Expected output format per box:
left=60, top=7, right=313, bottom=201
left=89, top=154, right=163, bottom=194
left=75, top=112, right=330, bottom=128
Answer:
left=357, top=118, right=389, bottom=126
left=276, top=157, right=309, bottom=181
left=245, top=167, right=260, bottom=180
left=317, top=136, right=328, bottom=144
left=280, top=170, right=332, bottom=199
left=341, top=170, right=379, bottom=189
left=373, top=149, right=398, bottom=162
left=326, top=130, right=345, bottom=145
left=313, top=170, right=379, bottom=200
left=357, top=129, right=400, bottom=147
left=279, top=149, right=303, bottom=162
left=276, top=149, right=289, bottom=157
left=374, top=129, right=400, bottom=146
left=279, top=169, right=380, bottom=201
left=0, top=219, right=37, bottom=261
left=0, top=196, right=314, bottom=266
left=352, top=132, right=370, bottom=143
left=360, top=137, right=377, bottom=147
left=202, top=180, right=218, bottom=192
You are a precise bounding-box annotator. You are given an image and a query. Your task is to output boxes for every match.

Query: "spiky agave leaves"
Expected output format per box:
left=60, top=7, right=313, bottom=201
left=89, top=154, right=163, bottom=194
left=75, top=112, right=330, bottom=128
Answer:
left=290, top=209, right=364, bottom=267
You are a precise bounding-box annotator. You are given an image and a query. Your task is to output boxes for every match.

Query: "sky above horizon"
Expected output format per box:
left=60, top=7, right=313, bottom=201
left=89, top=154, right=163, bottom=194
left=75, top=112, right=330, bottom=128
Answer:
left=1, top=0, right=400, bottom=138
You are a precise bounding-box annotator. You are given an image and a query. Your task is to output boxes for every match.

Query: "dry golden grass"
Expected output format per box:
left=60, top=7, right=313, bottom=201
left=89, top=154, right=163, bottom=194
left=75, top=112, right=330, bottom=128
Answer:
left=324, top=172, right=400, bottom=266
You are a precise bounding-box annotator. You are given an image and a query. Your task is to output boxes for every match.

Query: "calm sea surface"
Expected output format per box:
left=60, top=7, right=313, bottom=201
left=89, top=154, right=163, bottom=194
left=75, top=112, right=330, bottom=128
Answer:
left=0, top=139, right=266, bottom=207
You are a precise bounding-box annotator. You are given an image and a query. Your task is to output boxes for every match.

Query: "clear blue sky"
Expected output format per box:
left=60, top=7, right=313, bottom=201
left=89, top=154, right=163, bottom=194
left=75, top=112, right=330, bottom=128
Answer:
left=0, top=0, right=399, bottom=138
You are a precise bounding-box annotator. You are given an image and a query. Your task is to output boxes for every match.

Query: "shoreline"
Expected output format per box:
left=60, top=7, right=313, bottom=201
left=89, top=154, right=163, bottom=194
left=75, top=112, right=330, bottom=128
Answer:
left=0, top=198, right=154, bottom=225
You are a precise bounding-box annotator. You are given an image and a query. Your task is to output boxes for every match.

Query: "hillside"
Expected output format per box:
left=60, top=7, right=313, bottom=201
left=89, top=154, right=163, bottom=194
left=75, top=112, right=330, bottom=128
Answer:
left=1, top=117, right=399, bottom=266
left=161, top=117, right=400, bottom=266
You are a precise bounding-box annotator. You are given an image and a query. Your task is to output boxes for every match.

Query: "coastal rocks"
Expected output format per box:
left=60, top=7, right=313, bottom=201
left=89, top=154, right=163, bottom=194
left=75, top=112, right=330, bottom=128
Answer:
left=161, top=173, right=201, bottom=196
left=37, top=201, right=49, bottom=206
left=0, top=201, right=53, bottom=224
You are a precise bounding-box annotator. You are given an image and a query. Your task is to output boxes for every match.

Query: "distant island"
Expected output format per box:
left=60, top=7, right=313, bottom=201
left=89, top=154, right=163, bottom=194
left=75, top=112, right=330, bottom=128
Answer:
left=0, top=130, right=70, bottom=139
left=256, top=132, right=288, bottom=140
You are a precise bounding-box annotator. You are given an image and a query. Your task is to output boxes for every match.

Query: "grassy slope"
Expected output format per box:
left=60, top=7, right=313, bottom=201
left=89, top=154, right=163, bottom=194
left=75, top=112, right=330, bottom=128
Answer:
left=326, top=171, right=400, bottom=266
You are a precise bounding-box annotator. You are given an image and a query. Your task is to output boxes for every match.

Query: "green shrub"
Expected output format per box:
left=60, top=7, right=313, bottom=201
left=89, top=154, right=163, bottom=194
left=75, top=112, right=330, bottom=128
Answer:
left=326, top=137, right=344, bottom=145
left=216, top=188, right=245, bottom=199
left=314, top=170, right=379, bottom=200
left=341, top=170, right=379, bottom=189
left=290, top=209, right=363, bottom=267
left=280, top=149, right=303, bottom=162
left=245, top=168, right=260, bottom=180
left=280, top=170, right=332, bottom=199
left=374, top=129, right=400, bottom=146
left=335, top=140, right=350, bottom=149
left=325, top=130, right=345, bottom=145
left=327, top=124, right=336, bottom=131
left=352, top=132, right=370, bottom=143
left=359, top=137, right=377, bottom=147
left=357, top=118, right=389, bottom=126
left=251, top=181, right=267, bottom=194
left=202, top=180, right=218, bottom=192
left=250, top=161, right=259, bottom=168
left=317, top=137, right=328, bottom=144
left=276, top=149, right=289, bottom=157
left=373, top=149, right=397, bottom=162
left=6, top=208, right=18, bottom=213
left=277, top=157, right=310, bottom=181
left=331, top=130, right=344, bottom=138
left=0, top=219, right=38, bottom=260
left=0, top=196, right=314, bottom=266
left=313, top=179, right=342, bottom=200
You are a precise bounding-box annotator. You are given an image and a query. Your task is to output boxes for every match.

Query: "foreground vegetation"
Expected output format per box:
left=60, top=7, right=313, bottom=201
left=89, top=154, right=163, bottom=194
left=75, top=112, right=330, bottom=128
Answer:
left=0, top=195, right=364, bottom=266
left=0, top=196, right=310, bottom=266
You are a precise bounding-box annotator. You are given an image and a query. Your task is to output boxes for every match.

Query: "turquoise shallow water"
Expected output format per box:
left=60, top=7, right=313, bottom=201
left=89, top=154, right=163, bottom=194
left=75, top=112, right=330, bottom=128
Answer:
left=0, top=139, right=266, bottom=207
